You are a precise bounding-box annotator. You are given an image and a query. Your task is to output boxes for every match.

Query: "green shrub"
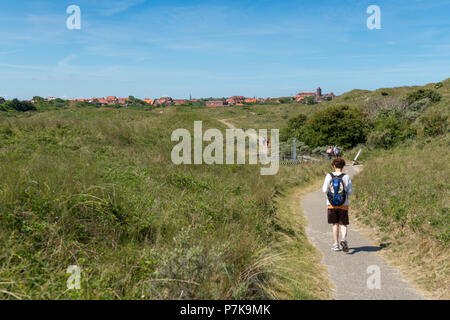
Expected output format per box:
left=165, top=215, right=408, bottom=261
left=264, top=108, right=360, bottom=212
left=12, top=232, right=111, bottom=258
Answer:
left=403, top=111, right=422, bottom=122
left=420, top=113, right=448, bottom=137
left=404, top=89, right=441, bottom=105
left=367, top=109, right=416, bottom=149
left=408, top=98, right=431, bottom=112
left=366, top=130, right=394, bottom=149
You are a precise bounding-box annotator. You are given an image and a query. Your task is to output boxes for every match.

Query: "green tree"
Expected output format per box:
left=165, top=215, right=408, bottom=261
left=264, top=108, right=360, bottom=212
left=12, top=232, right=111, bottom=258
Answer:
left=128, top=96, right=148, bottom=107
left=278, top=97, right=293, bottom=104
left=301, top=105, right=367, bottom=149
left=2, top=98, right=36, bottom=112
left=280, top=113, right=308, bottom=141
left=287, top=113, right=307, bottom=131
left=304, top=96, right=315, bottom=105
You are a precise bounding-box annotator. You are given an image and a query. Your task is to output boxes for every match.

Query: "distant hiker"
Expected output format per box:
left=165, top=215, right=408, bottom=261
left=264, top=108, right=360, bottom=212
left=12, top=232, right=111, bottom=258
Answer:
left=326, top=146, right=333, bottom=161
left=322, top=158, right=353, bottom=252
left=333, top=145, right=341, bottom=158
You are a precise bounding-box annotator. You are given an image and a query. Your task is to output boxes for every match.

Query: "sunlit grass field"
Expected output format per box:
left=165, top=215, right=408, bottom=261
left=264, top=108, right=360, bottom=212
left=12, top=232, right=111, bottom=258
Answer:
left=0, top=106, right=330, bottom=299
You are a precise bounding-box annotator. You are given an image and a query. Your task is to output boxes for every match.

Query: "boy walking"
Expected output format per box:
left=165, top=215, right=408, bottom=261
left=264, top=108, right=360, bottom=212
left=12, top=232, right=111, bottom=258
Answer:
left=322, top=158, right=353, bottom=252
left=333, top=145, right=340, bottom=158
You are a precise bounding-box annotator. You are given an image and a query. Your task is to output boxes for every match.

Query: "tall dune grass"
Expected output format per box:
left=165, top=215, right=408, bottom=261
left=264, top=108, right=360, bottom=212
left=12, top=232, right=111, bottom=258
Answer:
left=0, top=107, right=328, bottom=299
left=352, top=136, right=449, bottom=298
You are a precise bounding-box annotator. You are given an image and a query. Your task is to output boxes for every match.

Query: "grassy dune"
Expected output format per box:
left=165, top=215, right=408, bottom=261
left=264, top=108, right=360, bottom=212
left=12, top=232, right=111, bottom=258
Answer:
left=352, top=137, right=449, bottom=299
left=0, top=106, right=330, bottom=299
left=349, top=79, right=450, bottom=299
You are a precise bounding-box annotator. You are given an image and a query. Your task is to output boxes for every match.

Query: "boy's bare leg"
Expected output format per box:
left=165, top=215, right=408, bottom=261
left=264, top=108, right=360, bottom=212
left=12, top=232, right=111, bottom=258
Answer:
left=340, top=224, right=347, bottom=240
left=332, top=223, right=339, bottom=244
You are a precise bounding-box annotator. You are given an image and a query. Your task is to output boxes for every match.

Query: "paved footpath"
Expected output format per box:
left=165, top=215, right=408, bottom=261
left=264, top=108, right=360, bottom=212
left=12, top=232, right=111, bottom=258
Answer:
left=301, top=165, right=424, bottom=300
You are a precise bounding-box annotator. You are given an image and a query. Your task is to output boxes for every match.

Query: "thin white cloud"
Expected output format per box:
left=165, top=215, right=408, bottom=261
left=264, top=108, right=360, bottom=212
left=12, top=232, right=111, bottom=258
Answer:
left=57, top=54, right=77, bottom=67
left=98, top=0, right=146, bottom=16
left=0, top=50, right=18, bottom=55
left=0, top=63, right=47, bottom=71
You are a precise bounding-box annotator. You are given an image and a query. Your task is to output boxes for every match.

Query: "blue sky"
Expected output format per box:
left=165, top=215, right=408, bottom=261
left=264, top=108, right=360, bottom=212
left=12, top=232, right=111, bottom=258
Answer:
left=0, top=0, right=449, bottom=99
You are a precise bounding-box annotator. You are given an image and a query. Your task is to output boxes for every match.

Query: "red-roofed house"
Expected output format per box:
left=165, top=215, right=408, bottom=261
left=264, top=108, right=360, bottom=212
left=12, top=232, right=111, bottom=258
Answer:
left=173, top=99, right=188, bottom=105
left=226, top=96, right=245, bottom=106
left=143, top=99, right=156, bottom=105
left=157, top=97, right=173, bottom=105
left=206, top=101, right=226, bottom=107
left=69, top=98, right=87, bottom=102
left=296, top=92, right=316, bottom=97
left=118, top=97, right=128, bottom=104
left=90, top=98, right=108, bottom=105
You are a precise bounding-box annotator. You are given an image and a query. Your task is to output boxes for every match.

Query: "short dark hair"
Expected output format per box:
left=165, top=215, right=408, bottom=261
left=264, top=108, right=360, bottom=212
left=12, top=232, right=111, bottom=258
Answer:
left=332, top=158, right=346, bottom=169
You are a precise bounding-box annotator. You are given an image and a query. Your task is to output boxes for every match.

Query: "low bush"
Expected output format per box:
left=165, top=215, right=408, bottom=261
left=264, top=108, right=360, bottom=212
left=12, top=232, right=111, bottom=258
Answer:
left=367, top=109, right=416, bottom=149
left=420, top=113, right=448, bottom=137
left=404, top=89, right=441, bottom=105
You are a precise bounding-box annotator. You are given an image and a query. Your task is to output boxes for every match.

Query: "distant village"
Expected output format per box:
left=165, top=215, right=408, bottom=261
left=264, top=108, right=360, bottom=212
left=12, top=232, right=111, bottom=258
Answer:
left=1, top=87, right=335, bottom=107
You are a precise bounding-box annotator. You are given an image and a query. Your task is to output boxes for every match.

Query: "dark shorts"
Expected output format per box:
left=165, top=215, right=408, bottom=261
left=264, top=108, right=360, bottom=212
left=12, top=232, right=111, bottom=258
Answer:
left=328, top=208, right=349, bottom=225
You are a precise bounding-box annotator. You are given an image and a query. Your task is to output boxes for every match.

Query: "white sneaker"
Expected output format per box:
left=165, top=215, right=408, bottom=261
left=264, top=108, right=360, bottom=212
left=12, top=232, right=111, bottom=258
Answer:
left=332, top=243, right=340, bottom=252
left=340, top=240, right=349, bottom=252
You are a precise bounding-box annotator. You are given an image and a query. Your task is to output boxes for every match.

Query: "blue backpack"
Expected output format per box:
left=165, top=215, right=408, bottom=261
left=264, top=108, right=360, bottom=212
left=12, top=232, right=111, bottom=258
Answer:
left=327, top=173, right=347, bottom=206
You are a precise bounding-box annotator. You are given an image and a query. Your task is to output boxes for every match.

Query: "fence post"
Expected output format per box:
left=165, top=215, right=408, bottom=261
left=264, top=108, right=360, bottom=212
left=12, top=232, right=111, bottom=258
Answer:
left=292, top=138, right=297, bottom=162
left=352, top=148, right=362, bottom=165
